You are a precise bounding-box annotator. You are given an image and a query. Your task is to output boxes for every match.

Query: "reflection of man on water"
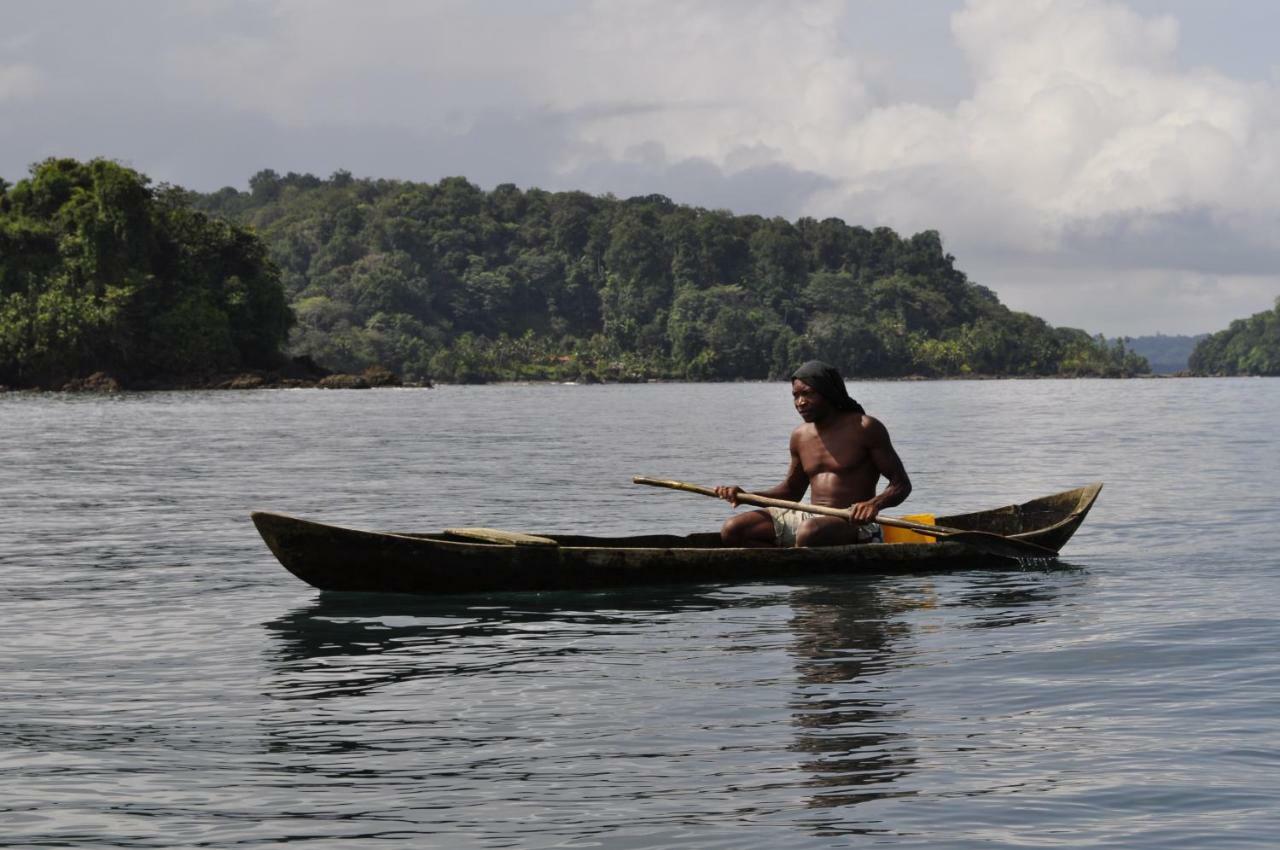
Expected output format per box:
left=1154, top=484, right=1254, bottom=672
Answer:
left=786, top=581, right=925, bottom=810
left=715, top=361, right=912, bottom=548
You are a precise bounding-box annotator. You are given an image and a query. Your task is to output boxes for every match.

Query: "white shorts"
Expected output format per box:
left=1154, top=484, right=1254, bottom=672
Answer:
left=767, top=507, right=883, bottom=548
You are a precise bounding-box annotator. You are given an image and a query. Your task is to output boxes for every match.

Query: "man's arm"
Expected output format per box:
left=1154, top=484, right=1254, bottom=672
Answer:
left=716, top=429, right=809, bottom=505
left=850, top=416, right=911, bottom=522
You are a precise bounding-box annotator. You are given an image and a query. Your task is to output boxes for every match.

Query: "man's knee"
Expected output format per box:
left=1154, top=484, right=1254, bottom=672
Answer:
left=795, top=517, right=853, bottom=547
left=721, top=510, right=775, bottom=546
left=720, top=512, right=752, bottom=545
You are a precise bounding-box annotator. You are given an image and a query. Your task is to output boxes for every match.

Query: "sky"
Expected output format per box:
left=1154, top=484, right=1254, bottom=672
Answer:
left=3, top=0, right=1280, bottom=337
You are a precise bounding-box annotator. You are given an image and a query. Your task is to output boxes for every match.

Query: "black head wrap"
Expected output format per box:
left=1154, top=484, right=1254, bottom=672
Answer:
left=790, top=360, right=865, bottom=414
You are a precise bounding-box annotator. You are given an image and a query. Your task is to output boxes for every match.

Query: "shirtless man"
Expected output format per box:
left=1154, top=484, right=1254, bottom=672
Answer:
left=715, top=361, right=912, bottom=547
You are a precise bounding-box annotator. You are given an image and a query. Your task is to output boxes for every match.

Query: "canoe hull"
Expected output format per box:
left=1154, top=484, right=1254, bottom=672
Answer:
left=252, top=483, right=1101, bottom=596
left=935, top=482, right=1102, bottom=553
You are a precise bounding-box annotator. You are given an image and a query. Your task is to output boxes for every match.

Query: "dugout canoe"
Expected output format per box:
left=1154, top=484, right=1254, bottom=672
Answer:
left=251, top=482, right=1101, bottom=596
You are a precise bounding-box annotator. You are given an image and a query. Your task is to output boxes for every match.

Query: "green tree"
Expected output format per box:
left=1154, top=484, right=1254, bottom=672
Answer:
left=175, top=168, right=1154, bottom=383
left=600, top=210, right=670, bottom=350
left=1190, top=298, right=1280, bottom=375
left=746, top=218, right=808, bottom=326
left=0, top=158, right=292, bottom=387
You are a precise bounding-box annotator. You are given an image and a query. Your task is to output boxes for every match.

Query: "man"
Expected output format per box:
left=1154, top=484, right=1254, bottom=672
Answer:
left=715, top=360, right=911, bottom=547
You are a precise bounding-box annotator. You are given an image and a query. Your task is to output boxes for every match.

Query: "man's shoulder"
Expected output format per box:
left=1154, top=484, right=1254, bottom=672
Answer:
left=854, top=413, right=893, bottom=444
left=789, top=422, right=816, bottom=440
left=841, top=410, right=879, bottom=428
left=836, top=411, right=887, bottom=440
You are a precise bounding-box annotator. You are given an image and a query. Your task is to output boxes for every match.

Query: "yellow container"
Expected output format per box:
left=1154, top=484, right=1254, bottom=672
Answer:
left=882, top=514, right=937, bottom=544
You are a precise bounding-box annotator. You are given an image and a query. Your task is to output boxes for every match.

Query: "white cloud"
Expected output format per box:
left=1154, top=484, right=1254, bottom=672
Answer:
left=19, top=0, right=1277, bottom=334
left=165, top=0, right=554, bottom=126
left=557, top=0, right=1280, bottom=276
left=542, top=1, right=873, bottom=173
left=173, top=0, right=1279, bottom=252
left=0, top=64, right=43, bottom=101
left=807, top=0, right=1280, bottom=252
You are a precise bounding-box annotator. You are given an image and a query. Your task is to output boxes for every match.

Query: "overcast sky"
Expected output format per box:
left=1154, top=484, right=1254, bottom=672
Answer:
left=4, top=0, right=1280, bottom=336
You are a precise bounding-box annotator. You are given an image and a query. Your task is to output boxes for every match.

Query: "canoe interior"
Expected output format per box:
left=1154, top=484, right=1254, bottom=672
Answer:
left=935, top=481, right=1102, bottom=553
left=400, top=481, right=1103, bottom=553
left=418, top=531, right=726, bottom=548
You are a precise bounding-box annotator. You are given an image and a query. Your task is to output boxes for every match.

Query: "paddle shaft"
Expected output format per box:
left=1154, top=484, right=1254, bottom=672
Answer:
left=632, top=476, right=956, bottom=537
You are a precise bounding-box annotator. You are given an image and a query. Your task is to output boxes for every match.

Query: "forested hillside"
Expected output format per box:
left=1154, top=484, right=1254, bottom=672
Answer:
left=1, top=159, right=1148, bottom=389
left=0, top=158, right=292, bottom=388
left=191, top=169, right=1147, bottom=383
left=1189, top=298, right=1280, bottom=375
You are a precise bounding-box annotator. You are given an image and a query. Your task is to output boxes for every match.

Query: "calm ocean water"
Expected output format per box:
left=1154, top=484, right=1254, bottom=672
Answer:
left=2, top=378, right=1278, bottom=848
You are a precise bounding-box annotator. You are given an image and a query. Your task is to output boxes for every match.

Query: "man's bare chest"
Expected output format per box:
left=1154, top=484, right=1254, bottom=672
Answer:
left=796, top=435, right=872, bottom=475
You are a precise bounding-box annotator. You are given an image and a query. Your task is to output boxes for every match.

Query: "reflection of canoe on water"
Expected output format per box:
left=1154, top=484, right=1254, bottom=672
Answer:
left=251, top=483, right=1101, bottom=596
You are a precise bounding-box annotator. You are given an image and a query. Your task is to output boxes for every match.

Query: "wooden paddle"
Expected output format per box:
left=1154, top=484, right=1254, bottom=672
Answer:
left=632, top=476, right=1058, bottom=559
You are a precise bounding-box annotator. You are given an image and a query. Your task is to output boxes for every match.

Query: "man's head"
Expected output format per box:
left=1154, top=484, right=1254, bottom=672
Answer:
left=790, top=360, right=865, bottom=421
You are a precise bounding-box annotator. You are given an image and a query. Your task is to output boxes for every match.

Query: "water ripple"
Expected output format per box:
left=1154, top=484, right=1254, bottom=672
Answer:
left=2, top=381, right=1279, bottom=847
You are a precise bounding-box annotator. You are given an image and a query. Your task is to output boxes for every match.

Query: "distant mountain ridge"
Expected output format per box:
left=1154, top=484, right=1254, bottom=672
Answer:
left=1121, top=334, right=1208, bottom=374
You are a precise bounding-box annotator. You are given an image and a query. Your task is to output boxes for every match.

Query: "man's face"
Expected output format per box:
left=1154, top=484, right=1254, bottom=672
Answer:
left=791, top=379, right=829, bottom=422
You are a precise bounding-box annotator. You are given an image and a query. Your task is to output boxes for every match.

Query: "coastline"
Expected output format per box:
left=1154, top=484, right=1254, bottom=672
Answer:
left=1, top=370, right=1225, bottom=394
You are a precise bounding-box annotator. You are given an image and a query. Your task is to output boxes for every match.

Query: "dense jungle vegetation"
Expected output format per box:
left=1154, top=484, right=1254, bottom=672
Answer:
left=0, top=158, right=291, bottom=388
left=2, top=158, right=1152, bottom=388
left=1189, top=298, right=1280, bottom=376
left=188, top=168, right=1148, bottom=383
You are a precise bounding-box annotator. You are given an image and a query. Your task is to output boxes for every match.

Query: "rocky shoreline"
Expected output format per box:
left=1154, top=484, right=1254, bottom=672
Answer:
left=0, top=360, right=427, bottom=394
left=0, top=366, right=1211, bottom=394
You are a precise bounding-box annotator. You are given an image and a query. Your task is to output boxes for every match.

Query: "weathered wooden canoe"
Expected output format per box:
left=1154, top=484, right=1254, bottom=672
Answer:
left=251, top=483, right=1101, bottom=596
